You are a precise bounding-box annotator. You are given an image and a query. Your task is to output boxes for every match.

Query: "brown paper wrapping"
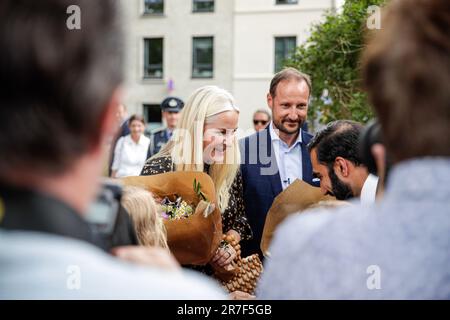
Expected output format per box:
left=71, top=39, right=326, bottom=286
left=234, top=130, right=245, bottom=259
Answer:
left=260, top=179, right=335, bottom=257
left=121, top=171, right=222, bottom=265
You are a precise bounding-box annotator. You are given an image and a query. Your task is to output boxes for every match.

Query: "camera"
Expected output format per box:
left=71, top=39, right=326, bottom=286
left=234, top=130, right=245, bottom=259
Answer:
left=359, top=119, right=392, bottom=183
left=359, top=119, right=382, bottom=176
left=85, top=178, right=122, bottom=236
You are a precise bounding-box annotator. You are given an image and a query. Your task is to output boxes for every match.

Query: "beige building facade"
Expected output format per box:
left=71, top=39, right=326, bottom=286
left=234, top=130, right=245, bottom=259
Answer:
left=120, top=0, right=334, bottom=132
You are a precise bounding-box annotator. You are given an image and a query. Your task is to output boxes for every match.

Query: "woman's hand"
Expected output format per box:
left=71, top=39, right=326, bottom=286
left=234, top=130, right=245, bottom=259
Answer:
left=229, top=291, right=256, bottom=300
left=210, top=244, right=237, bottom=268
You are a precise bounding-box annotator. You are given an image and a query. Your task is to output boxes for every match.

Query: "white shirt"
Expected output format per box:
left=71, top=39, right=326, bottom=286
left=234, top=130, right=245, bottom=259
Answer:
left=360, top=173, right=379, bottom=204
left=269, top=122, right=303, bottom=190
left=112, top=134, right=150, bottom=177
left=0, top=231, right=226, bottom=299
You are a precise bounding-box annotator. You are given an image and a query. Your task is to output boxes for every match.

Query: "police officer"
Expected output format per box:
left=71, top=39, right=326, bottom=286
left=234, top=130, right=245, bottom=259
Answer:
left=147, top=96, right=184, bottom=158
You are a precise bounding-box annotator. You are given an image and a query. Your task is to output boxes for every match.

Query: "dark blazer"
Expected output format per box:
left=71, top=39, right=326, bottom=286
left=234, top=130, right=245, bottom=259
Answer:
left=239, top=125, right=318, bottom=258
left=147, top=128, right=170, bottom=159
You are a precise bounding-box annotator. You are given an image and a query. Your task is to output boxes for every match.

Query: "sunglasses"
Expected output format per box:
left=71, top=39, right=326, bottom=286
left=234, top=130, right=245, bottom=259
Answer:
left=253, top=120, right=268, bottom=125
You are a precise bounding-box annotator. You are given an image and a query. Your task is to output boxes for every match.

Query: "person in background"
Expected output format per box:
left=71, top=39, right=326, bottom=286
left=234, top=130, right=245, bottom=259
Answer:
left=141, top=85, right=252, bottom=274
left=240, top=67, right=318, bottom=259
left=111, top=115, right=150, bottom=178
left=257, top=0, right=450, bottom=299
left=0, top=0, right=224, bottom=299
left=253, top=109, right=271, bottom=132
left=108, top=104, right=130, bottom=176
left=308, top=120, right=379, bottom=204
left=147, top=97, right=184, bottom=158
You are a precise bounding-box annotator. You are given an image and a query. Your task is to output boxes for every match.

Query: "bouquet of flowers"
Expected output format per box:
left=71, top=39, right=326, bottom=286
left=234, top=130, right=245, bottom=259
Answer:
left=159, top=179, right=207, bottom=220
left=121, top=172, right=222, bottom=265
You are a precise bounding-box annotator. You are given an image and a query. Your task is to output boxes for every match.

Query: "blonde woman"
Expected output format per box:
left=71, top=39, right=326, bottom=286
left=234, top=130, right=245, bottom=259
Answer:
left=121, top=186, right=168, bottom=249
left=140, top=85, right=252, bottom=273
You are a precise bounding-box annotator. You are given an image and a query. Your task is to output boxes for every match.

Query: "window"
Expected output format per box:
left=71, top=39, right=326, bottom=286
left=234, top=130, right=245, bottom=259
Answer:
left=193, top=0, right=214, bottom=12
left=274, top=36, right=296, bottom=72
left=144, top=0, right=164, bottom=15
left=192, top=37, right=213, bottom=78
left=144, top=38, right=163, bottom=79
left=143, top=104, right=162, bottom=133
left=276, top=0, right=298, bottom=4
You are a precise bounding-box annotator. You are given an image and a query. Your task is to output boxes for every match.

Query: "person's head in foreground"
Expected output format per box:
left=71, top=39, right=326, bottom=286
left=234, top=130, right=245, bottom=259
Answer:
left=257, top=0, right=450, bottom=299
left=0, top=0, right=123, bottom=214
left=0, top=0, right=224, bottom=299
left=308, top=120, right=373, bottom=201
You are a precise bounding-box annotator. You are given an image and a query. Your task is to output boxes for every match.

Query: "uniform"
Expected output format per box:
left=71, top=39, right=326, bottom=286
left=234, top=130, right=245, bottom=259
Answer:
left=147, top=96, right=184, bottom=158
left=148, top=127, right=171, bottom=158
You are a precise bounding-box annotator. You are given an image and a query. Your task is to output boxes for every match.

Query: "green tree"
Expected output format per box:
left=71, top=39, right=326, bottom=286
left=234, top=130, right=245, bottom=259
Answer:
left=286, top=0, right=385, bottom=127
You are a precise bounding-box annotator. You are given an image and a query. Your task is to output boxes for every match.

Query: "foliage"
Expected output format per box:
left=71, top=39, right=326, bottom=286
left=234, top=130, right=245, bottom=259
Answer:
left=285, top=0, right=386, bottom=126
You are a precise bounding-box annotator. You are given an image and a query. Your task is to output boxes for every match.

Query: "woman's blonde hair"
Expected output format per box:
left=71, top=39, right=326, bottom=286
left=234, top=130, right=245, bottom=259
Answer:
left=154, top=85, right=240, bottom=212
left=121, top=186, right=168, bottom=248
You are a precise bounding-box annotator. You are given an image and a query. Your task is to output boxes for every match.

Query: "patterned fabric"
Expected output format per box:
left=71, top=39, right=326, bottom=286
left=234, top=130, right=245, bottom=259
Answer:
left=141, top=155, right=253, bottom=276
left=141, top=155, right=252, bottom=242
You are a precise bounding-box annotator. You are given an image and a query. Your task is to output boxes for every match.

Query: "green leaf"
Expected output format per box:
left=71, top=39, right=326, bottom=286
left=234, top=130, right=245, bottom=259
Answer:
left=285, top=0, right=384, bottom=128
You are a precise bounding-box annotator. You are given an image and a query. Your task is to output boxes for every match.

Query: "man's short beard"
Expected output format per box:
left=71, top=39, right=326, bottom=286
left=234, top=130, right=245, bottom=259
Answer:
left=270, top=101, right=305, bottom=135
left=328, top=166, right=354, bottom=200
left=273, top=118, right=304, bottom=135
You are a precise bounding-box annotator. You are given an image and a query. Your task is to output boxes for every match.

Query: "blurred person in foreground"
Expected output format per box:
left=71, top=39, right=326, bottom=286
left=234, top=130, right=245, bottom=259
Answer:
left=0, top=0, right=223, bottom=299
left=258, top=0, right=450, bottom=299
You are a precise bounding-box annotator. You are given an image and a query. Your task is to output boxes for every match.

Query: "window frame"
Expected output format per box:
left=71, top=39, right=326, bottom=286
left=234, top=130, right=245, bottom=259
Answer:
left=143, top=37, right=164, bottom=79
left=143, top=0, right=164, bottom=15
left=275, top=0, right=299, bottom=5
left=143, top=103, right=163, bottom=127
left=192, top=36, right=214, bottom=79
left=274, top=36, right=297, bottom=73
left=192, top=0, right=215, bottom=13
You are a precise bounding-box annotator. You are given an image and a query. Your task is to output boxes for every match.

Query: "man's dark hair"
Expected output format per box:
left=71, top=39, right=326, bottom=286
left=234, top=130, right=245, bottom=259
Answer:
left=0, top=0, right=123, bottom=176
left=269, top=67, right=312, bottom=99
left=308, top=120, right=364, bottom=167
left=362, top=0, right=450, bottom=162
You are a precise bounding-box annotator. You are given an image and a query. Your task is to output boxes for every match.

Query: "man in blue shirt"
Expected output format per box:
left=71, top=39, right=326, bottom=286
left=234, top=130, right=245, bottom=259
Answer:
left=240, top=68, right=318, bottom=258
